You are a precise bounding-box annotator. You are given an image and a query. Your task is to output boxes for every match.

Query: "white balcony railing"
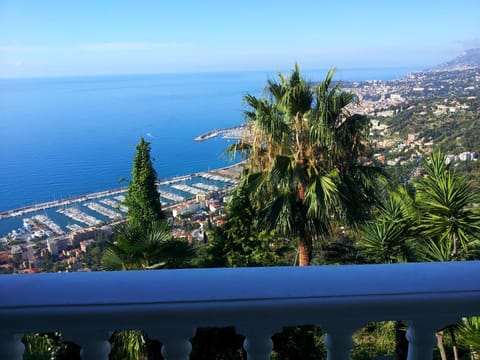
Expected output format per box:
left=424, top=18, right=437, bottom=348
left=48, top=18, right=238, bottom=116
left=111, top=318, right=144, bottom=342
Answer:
left=1, top=261, right=480, bottom=360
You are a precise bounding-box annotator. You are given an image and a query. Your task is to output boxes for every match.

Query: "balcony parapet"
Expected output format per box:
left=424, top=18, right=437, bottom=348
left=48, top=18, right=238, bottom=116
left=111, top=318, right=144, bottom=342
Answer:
left=1, top=261, right=480, bottom=359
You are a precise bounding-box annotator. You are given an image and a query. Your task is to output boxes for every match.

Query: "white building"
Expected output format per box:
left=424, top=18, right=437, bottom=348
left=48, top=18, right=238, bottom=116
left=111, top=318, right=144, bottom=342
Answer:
left=172, top=202, right=201, bottom=217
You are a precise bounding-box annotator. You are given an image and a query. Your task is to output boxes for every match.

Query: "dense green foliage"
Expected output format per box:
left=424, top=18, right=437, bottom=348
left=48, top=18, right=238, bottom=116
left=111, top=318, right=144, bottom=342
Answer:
left=415, top=151, right=480, bottom=260
left=359, top=187, right=417, bottom=264
left=22, top=333, right=80, bottom=360
left=358, top=151, right=480, bottom=359
left=124, top=137, right=164, bottom=229
left=385, top=96, right=480, bottom=154
left=200, top=183, right=293, bottom=268
left=190, top=327, right=245, bottom=360
left=457, top=317, right=480, bottom=355
left=360, top=151, right=480, bottom=264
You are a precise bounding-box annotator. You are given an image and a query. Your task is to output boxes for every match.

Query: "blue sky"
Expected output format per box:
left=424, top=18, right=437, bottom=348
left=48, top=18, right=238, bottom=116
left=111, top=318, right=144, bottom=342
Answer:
left=1, top=0, right=479, bottom=77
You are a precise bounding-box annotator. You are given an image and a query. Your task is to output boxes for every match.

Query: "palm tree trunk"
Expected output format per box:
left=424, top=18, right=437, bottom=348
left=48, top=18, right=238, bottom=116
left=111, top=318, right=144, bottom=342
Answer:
left=471, top=349, right=480, bottom=360
left=298, top=238, right=310, bottom=266
left=297, top=183, right=310, bottom=267
left=449, top=326, right=460, bottom=360
left=436, top=331, right=448, bottom=360
left=451, top=233, right=458, bottom=258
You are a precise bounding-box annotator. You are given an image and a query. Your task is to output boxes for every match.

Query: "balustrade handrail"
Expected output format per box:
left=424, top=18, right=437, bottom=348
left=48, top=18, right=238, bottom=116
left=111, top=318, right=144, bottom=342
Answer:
left=2, top=261, right=480, bottom=326
left=1, top=261, right=480, bottom=359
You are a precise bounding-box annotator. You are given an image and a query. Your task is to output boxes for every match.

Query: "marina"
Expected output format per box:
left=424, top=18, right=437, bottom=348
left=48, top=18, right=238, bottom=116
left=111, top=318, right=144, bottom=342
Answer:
left=57, top=207, right=103, bottom=227
left=99, top=198, right=120, bottom=208
left=170, top=184, right=208, bottom=196
left=84, top=202, right=123, bottom=220
left=66, top=224, right=83, bottom=232
left=31, top=215, right=65, bottom=235
left=100, top=199, right=128, bottom=213
left=0, top=188, right=127, bottom=220
left=198, top=172, right=237, bottom=184
left=159, top=191, right=185, bottom=203
left=192, top=183, right=220, bottom=191
left=0, top=163, right=243, bottom=238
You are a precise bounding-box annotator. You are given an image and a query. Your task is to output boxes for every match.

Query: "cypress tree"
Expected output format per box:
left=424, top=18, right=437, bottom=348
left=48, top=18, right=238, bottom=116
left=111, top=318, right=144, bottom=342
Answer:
left=124, top=137, right=164, bottom=229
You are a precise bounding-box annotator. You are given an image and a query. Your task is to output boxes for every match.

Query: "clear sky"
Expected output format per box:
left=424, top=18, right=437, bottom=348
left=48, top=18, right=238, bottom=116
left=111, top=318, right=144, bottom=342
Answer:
left=1, top=0, right=479, bottom=77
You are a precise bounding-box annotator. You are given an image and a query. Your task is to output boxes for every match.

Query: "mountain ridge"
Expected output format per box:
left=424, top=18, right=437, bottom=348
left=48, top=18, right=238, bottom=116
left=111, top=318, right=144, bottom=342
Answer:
left=433, top=48, right=480, bottom=70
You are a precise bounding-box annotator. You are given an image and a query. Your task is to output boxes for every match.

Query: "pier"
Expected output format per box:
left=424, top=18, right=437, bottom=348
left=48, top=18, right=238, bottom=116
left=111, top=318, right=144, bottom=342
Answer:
left=66, top=224, right=82, bottom=232
left=99, top=198, right=119, bottom=208
left=57, top=207, right=102, bottom=227
left=192, top=182, right=220, bottom=191
left=31, top=215, right=65, bottom=235
left=114, top=195, right=126, bottom=202
left=159, top=191, right=185, bottom=203
left=170, top=184, right=208, bottom=196
left=198, top=172, right=237, bottom=184
left=84, top=202, right=122, bottom=220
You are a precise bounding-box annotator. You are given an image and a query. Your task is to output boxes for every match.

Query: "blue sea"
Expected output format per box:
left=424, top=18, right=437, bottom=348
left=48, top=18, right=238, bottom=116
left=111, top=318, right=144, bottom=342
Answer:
left=0, top=67, right=421, bottom=236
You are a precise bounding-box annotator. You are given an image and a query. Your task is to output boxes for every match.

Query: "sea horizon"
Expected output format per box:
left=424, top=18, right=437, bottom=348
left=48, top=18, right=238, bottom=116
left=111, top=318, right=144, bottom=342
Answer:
left=0, top=65, right=427, bottom=81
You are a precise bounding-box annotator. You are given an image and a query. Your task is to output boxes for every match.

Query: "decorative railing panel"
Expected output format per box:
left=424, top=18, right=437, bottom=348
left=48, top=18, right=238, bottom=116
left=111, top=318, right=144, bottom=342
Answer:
left=1, top=261, right=480, bottom=359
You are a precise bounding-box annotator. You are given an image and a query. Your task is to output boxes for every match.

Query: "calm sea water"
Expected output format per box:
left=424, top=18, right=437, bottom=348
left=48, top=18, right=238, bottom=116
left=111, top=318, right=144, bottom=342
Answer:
left=0, top=67, right=420, bottom=235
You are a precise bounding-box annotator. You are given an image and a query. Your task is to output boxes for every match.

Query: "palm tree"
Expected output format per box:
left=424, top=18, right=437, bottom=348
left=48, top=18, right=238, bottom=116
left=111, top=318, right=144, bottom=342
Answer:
left=359, top=189, right=417, bottom=360
left=101, top=221, right=195, bottom=359
left=457, top=317, right=480, bottom=360
left=237, top=65, right=383, bottom=265
left=358, top=152, right=480, bottom=359
left=415, top=151, right=480, bottom=260
left=359, top=188, right=417, bottom=264
left=414, top=151, right=480, bottom=360
left=102, top=221, right=195, bottom=271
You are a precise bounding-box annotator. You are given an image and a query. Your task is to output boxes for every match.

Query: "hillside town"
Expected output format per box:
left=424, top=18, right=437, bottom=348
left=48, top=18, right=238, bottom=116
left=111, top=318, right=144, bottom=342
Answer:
left=0, top=166, right=240, bottom=273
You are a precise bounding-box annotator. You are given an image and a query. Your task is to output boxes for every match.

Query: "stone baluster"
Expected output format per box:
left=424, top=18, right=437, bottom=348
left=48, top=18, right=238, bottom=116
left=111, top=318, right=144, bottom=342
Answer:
left=63, top=330, right=111, bottom=360
left=0, top=333, right=25, bottom=360
left=323, top=321, right=362, bottom=360
left=238, top=325, right=279, bottom=360
left=148, top=327, right=196, bottom=360
left=406, top=317, right=456, bottom=360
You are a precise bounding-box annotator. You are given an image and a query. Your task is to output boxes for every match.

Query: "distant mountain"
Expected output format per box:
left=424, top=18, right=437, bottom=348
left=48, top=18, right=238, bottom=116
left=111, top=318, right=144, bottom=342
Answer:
left=433, top=48, right=480, bottom=70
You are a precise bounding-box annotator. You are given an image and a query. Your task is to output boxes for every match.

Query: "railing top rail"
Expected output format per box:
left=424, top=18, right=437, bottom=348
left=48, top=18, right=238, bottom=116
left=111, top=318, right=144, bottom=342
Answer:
left=2, top=262, right=480, bottom=333
left=2, top=261, right=480, bottom=309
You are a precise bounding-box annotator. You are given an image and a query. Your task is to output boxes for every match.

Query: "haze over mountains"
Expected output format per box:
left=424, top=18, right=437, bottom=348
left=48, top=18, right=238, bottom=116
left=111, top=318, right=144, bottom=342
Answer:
left=433, top=48, right=480, bottom=70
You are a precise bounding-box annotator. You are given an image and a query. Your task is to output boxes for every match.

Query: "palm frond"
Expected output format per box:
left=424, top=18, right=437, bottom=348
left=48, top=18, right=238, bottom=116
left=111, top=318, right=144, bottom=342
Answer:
left=359, top=220, right=412, bottom=263
left=457, top=317, right=480, bottom=353
left=102, top=221, right=195, bottom=270
left=418, top=239, right=453, bottom=262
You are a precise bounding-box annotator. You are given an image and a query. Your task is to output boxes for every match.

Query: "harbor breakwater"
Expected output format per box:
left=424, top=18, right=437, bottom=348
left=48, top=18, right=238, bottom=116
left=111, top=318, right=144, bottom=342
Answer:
left=194, top=125, right=245, bottom=141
